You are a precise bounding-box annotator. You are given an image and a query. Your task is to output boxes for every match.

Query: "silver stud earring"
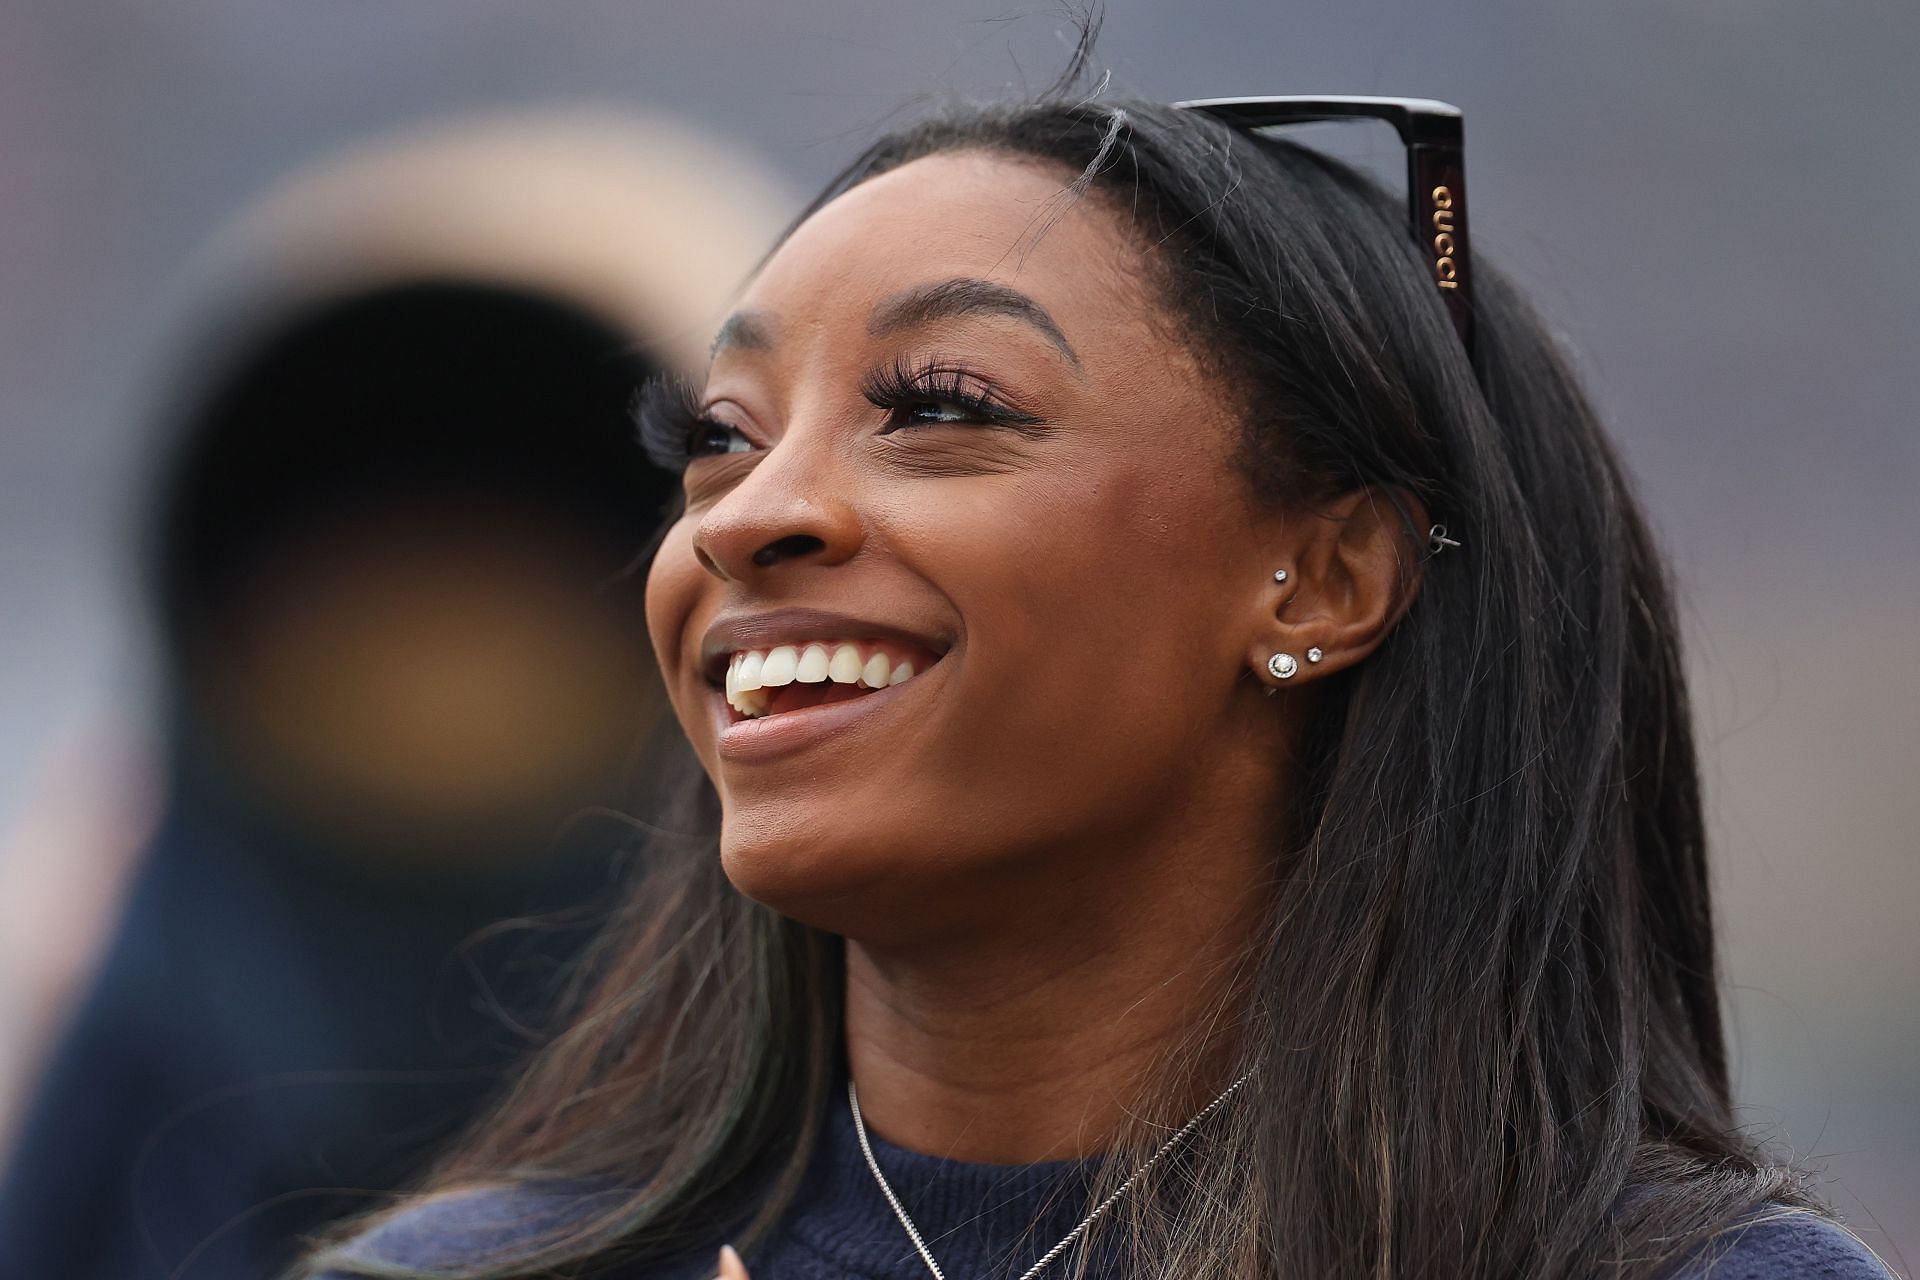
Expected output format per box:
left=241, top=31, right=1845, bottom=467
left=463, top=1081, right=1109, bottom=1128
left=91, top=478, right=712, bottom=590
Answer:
left=1306, top=647, right=1324, bottom=664
left=1272, top=569, right=1288, bottom=583
left=1267, top=652, right=1298, bottom=679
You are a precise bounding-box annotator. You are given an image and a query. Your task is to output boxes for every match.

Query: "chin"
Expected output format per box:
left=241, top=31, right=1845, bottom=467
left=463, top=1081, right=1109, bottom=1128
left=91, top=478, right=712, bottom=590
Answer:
left=717, top=810, right=890, bottom=919
left=713, top=800, right=977, bottom=942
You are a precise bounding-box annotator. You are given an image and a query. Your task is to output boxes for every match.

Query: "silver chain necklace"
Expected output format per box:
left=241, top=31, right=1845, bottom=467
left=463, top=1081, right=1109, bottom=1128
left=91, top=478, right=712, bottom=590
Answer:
left=847, top=1071, right=1253, bottom=1280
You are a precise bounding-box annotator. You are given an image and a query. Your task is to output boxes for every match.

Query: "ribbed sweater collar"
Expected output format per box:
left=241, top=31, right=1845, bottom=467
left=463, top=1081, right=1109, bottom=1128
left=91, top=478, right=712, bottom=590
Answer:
left=778, top=1078, right=1115, bottom=1280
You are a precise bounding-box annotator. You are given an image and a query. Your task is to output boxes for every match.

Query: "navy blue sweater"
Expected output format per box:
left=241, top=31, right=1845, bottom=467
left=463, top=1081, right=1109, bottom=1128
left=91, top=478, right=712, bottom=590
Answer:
left=322, top=1095, right=1890, bottom=1279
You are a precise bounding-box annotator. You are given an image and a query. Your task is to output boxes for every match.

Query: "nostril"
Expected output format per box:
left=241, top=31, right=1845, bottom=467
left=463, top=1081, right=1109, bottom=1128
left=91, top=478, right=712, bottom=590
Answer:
left=751, top=534, right=826, bottom=567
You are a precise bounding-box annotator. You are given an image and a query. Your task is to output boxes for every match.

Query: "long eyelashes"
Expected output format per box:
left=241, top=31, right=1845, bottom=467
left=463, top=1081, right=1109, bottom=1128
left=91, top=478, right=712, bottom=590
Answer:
left=631, top=371, right=707, bottom=473
left=630, top=355, right=1047, bottom=473
left=859, top=354, right=1044, bottom=435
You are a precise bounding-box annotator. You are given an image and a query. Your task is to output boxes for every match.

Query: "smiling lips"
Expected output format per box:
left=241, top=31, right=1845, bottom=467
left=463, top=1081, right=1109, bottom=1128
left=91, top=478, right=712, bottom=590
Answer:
left=723, top=640, right=926, bottom=719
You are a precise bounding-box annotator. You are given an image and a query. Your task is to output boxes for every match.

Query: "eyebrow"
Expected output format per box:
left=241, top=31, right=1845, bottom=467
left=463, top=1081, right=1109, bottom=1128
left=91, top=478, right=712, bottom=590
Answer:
left=868, top=277, right=1080, bottom=369
left=709, top=311, right=776, bottom=361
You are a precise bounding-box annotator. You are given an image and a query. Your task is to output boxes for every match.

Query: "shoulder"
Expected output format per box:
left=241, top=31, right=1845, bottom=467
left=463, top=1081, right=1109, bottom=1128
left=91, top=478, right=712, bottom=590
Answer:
left=305, top=1179, right=625, bottom=1278
left=1666, top=1208, right=1893, bottom=1279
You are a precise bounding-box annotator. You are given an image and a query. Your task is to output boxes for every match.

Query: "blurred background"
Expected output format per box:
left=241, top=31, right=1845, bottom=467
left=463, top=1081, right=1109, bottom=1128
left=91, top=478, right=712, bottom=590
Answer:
left=0, top=1, right=1912, bottom=1276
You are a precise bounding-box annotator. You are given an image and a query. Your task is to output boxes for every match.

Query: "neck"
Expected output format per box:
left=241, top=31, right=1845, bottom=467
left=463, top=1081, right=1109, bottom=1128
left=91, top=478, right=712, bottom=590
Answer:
left=841, top=826, right=1266, bottom=1164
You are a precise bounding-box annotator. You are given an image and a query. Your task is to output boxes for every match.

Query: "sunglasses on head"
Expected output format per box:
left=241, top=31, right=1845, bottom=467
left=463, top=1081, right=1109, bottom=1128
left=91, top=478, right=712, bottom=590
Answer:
left=1171, top=95, right=1474, bottom=362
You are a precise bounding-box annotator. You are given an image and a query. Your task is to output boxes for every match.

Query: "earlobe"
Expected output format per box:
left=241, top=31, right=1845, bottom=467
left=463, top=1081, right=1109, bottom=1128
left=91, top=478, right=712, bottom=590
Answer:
left=1245, top=485, right=1428, bottom=690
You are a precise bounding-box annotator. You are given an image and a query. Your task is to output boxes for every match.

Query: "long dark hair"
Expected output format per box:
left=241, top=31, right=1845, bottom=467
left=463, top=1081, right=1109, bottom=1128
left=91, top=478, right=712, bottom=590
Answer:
left=301, top=42, right=1824, bottom=1280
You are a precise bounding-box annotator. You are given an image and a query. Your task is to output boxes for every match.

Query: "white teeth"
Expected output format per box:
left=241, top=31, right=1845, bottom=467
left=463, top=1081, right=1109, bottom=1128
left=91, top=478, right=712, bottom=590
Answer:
left=795, top=643, right=831, bottom=683
left=828, top=644, right=863, bottom=684
left=724, top=655, right=770, bottom=717
left=760, top=645, right=798, bottom=686
left=724, top=640, right=929, bottom=718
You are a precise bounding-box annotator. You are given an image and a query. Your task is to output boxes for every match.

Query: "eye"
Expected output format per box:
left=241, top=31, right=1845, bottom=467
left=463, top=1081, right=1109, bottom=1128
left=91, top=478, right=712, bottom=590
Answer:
left=890, top=397, right=985, bottom=429
left=688, top=418, right=757, bottom=457
left=860, top=355, right=1044, bottom=435
left=632, top=373, right=765, bottom=470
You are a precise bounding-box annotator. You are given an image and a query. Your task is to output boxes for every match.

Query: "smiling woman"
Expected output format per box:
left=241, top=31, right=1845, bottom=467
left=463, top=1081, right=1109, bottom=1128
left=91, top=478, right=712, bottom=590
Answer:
left=297, top=45, right=1889, bottom=1280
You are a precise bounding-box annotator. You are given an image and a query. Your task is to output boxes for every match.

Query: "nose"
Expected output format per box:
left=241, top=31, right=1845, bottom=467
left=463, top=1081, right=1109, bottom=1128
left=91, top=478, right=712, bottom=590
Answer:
left=691, top=439, right=863, bottom=582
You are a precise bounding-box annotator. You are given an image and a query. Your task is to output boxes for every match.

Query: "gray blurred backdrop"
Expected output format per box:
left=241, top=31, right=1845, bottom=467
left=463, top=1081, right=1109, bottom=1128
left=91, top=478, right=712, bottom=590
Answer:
left=1, top=0, right=1913, bottom=1267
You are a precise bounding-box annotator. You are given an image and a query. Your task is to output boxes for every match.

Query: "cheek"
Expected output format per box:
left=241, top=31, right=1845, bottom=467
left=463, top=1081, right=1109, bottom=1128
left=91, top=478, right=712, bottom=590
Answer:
left=643, top=521, right=708, bottom=712
left=910, top=467, right=1242, bottom=787
left=968, top=461, right=1233, bottom=655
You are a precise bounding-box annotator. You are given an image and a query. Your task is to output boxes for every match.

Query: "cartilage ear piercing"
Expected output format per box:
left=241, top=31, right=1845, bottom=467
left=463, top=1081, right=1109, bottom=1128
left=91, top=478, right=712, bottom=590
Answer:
left=1268, top=652, right=1298, bottom=679
left=1306, top=647, right=1324, bottom=663
left=1272, top=569, right=1288, bottom=583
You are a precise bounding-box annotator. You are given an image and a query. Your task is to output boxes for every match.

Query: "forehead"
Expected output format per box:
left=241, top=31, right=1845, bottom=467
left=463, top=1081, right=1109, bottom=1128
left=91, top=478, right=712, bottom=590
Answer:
left=734, top=150, right=1154, bottom=343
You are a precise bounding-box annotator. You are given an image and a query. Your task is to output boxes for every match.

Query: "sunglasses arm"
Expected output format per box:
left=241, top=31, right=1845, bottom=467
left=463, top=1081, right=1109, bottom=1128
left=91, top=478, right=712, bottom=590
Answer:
left=1173, top=95, right=1476, bottom=357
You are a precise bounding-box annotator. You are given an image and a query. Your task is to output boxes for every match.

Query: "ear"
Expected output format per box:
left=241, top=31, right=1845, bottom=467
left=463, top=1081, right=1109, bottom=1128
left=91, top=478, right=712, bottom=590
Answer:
left=1244, top=486, right=1429, bottom=689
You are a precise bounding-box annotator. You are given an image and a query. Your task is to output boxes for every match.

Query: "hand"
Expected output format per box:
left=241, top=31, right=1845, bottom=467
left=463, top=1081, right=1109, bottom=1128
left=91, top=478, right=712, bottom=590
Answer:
left=715, top=1243, right=750, bottom=1280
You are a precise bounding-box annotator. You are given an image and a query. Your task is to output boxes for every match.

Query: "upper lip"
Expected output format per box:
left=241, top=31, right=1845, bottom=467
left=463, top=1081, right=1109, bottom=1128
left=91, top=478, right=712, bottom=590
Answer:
left=698, top=607, right=951, bottom=684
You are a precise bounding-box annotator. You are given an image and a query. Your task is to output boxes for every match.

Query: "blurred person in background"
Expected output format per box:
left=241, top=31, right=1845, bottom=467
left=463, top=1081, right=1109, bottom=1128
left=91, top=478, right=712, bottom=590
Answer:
left=300, top=41, right=1894, bottom=1280
left=0, top=113, right=787, bottom=1280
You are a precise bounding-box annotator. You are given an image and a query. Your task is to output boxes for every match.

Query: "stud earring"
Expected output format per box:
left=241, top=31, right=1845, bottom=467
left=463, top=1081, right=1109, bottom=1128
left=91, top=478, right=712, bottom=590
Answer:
left=1267, top=652, right=1298, bottom=679
left=1306, top=647, right=1324, bottom=664
left=1272, top=569, right=1288, bottom=583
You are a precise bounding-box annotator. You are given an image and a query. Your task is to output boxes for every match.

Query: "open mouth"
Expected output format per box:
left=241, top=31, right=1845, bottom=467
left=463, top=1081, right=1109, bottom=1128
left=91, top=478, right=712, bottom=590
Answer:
left=713, top=638, right=941, bottom=722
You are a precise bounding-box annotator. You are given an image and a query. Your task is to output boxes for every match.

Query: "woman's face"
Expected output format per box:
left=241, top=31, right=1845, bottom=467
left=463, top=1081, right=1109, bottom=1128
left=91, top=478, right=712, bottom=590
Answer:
left=646, top=150, right=1294, bottom=939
